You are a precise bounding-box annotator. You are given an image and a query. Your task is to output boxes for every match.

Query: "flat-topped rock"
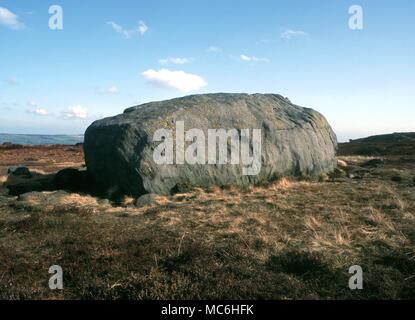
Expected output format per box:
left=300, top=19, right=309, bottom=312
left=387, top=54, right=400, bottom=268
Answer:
left=84, top=93, right=337, bottom=197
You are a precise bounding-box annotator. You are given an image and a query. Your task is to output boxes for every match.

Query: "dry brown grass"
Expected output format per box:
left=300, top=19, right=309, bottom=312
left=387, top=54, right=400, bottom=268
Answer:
left=0, top=146, right=414, bottom=299
left=12, top=191, right=108, bottom=214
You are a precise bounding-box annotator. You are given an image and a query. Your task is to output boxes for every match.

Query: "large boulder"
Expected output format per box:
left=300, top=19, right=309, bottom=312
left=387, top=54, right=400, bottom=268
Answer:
left=84, top=93, right=337, bottom=197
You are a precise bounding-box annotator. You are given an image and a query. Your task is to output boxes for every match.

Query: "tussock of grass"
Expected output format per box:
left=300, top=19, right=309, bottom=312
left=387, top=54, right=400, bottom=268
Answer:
left=13, top=191, right=108, bottom=214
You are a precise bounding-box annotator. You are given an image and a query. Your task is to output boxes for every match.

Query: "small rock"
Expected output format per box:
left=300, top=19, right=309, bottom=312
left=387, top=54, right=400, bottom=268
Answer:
left=7, top=166, right=32, bottom=178
left=135, top=193, right=159, bottom=207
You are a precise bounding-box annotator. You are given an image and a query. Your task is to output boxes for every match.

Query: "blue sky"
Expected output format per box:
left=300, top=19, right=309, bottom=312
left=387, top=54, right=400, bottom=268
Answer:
left=0, top=0, right=414, bottom=141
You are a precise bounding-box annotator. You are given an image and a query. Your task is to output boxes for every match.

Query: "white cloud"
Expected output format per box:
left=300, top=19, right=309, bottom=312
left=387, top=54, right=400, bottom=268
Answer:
left=98, top=85, right=120, bottom=95
left=240, top=54, right=270, bottom=63
left=138, top=21, right=148, bottom=35
left=107, top=86, right=119, bottom=94
left=281, top=29, right=308, bottom=40
left=142, top=69, right=207, bottom=93
left=208, top=46, right=222, bottom=53
left=158, top=57, right=191, bottom=65
left=27, top=102, right=48, bottom=116
left=61, top=105, right=88, bottom=119
left=28, top=108, right=49, bottom=116
left=0, top=7, right=24, bottom=30
left=240, top=54, right=253, bottom=61
left=107, top=20, right=148, bottom=39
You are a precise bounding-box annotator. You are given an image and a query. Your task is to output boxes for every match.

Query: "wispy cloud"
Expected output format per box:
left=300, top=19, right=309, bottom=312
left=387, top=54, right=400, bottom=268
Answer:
left=207, top=46, right=222, bottom=53
left=26, top=101, right=49, bottom=116
left=97, top=85, right=120, bottom=95
left=158, top=57, right=191, bottom=65
left=240, top=54, right=270, bottom=63
left=281, top=29, right=308, bottom=40
left=0, top=102, right=20, bottom=108
left=142, top=68, right=207, bottom=93
left=107, top=20, right=148, bottom=39
left=0, top=7, right=24, bottom=30
left=61, top=105, right=88, bottom=119
left=27, top=108, right=49, bottom=116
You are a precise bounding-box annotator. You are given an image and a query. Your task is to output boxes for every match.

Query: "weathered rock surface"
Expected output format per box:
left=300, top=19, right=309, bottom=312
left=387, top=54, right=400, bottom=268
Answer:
left=84, top=93, right=337, bottom=197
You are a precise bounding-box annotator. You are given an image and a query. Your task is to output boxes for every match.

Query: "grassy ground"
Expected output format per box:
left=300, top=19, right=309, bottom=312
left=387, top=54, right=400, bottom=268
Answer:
left=0, top=145, right=414, bottom=299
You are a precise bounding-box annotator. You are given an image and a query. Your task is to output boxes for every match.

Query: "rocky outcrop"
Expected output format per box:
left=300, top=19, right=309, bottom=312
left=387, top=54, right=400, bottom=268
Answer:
left=84, top=93, right=337, bottom=197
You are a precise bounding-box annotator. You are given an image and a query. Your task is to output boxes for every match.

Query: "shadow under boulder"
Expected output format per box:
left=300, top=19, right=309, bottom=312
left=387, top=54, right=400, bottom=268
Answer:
left=54, top=168, right=92, bottom=193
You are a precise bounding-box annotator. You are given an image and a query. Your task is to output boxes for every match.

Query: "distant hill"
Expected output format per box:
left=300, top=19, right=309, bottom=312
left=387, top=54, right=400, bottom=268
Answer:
left=0, top=134, right=84, bottom=146
left=2, top=132, right=415, bottom=155
left=338, top=132, right=415, bottom=156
